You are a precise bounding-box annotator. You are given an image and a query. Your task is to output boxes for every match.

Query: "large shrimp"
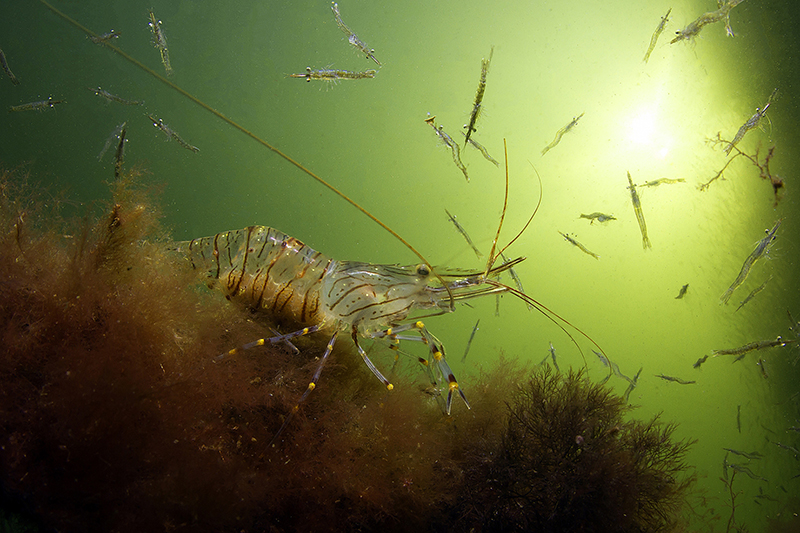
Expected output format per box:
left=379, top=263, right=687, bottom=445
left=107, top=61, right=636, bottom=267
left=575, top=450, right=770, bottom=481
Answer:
left=172, top=225, right=520, bottom=415
left=171, top=145, right=599, bottom=443
left=42, top=1, right=607, bottom=442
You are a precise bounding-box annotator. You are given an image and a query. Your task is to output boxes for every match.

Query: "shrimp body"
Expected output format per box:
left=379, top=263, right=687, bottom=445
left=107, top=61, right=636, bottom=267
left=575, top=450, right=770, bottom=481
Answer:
left=176, top=225, right=513, bottom=413
left=181, top=226, right=433, bottom=330
left=627, top=172, right=652, bottom=249
left=289, top=67, right=376, bottom=83
left=671, top=13, right=715, bottom=43
left=719, top=219, right=781, bottom=304
left=9, top=97, right=65, bottom=112
left=331, top=2, right=381, bottom=65
left=671, top=0, right=745, bottom=44
left=724, top=101, right=772, bottom=155
left=148, top=10, right=172, bottom=76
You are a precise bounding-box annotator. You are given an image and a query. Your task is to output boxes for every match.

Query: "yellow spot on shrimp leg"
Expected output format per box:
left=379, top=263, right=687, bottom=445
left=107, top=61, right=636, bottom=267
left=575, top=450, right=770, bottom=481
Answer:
left=415, top=322, right=471, bottom=413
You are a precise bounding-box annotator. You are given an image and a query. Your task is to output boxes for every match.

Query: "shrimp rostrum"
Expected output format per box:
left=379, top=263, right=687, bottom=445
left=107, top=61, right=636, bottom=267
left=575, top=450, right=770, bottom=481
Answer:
left=173, top=226, right=519, bottom=416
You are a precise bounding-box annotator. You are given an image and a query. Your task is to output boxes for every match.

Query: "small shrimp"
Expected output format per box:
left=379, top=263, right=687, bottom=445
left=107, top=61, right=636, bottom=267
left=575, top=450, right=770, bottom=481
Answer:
left=148, top=9, right=172, bottom=76
left=627, top=172, right=652, bottom=249
left=461, top=319, right=480, bottom=363
left=88, top=86, right=144, bottom=106
left=9, top=96, right=65, bottom=112
left=735, top=276, right=771, bottom=312
left=655, top=374, right=695, bottom=385
left=711, top=337, right=795, bottom=357
left=0, top=48, right=20, bottom=85
left=671, top=0, right=746, bottom=44
left=147, top=114, right=199, bottom=153
left=331, top=2, right=381, bottom=66
left=720, top=219, right=781, bottom=305
left=724, top=89, right=777, bottom=155
left=89, top=29, right=120, bottom=45
left=579, top=212, right=616, bottom=224
left=445, top=208, right=483, bottom=258
left=643, top=8, right=671, bottom=63
left=98, top=122, right=127, bottom=162
left=641, top=178, right=685, bottom=187
left=675, top=283, right=689, bottom=299
left=461, top=132, right=499, bottom=166
left=425, top=114, right=469, bottom=182
left=558, top=231, right=599, bottom=260
left=464, top=47, right=493, bottom=146
left=541, top=112, right=584, bottom=156
left=289, top=66, right=376, bottom=83
left=113, top=123, right=127, bottom=180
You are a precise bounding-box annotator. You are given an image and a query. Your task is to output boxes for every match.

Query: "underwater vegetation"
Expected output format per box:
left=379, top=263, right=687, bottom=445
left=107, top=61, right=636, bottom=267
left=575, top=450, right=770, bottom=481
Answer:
left=0, top=167, right=695, bottom=531
left=452, top=366, right=696, bottom=533
left=0, top=167, right=448, bottom=532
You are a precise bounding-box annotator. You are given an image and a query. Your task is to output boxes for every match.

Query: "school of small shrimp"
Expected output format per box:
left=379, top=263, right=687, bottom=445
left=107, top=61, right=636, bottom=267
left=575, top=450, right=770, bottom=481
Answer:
left=1, top=0, right=800, bottom=531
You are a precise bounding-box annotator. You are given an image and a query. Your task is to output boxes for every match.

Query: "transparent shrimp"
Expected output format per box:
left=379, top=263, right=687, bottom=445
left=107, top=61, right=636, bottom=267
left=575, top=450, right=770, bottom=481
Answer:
left=289, top=66, right=376, bottom=83
left=148, top=10, right=172, bottom=76
left=643, top=8, right=671, bottom=63
left=627, top=172, right=651, bottom=249
left=724, top=89, right=777, bottom=155
left=147, top=114, right=199, bottom=153
left=88, top=29, right=120, bottom=45
left=88, top=86, right=144, bottom=106
left=541, top=112, right=584, bottom=156
left=0, top=48, right=20, bottom=85
left=9, top=96, right=65, bottom=112
left=720, top=219, right=781, bottom=304
left=331, top=2, right=381, bottom=66
left=425, top=115, right=469, bottom=182
left=174, top=226, right=519, bottom=416
left=464, top=47, right=493, bottom=145
left=558, top=231, right=600, bottom=260
left=670, top=0, right=745, bottom=44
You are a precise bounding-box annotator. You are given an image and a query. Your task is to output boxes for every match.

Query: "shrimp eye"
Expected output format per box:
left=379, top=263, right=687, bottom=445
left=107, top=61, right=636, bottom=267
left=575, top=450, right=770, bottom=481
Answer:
left=416, top=264, right=430, bottom=277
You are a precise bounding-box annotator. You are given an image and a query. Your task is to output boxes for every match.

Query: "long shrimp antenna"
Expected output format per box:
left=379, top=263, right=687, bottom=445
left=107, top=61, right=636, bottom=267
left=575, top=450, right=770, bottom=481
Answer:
left=484, top=139, right=510, bottom=278
left=481, top=147, right=595, bottom=369
left=494, top=160, right=543, bottom=263
left=38, top=0, right=456, bottom=311
left=485, top=280, right=591, bottom=368
left=485, top=145, right=543, bottom=273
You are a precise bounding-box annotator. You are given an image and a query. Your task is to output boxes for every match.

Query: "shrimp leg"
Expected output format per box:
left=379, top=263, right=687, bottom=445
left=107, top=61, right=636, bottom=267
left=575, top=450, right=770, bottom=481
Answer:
left=268, top=330, right=339, bottom=446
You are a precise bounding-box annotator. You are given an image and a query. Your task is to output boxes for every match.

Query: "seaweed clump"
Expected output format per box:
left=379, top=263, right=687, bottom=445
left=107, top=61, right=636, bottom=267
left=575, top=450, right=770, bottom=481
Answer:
left=0, top=166, right=697, bottom=532
left=452, top=366, right=696, bottom=532
left=0, top=166, right=496, bottom=532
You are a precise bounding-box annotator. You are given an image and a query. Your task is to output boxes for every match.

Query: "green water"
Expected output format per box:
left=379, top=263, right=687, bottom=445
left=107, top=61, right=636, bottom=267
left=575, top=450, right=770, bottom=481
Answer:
left=1, top=0, right=799, bottom=529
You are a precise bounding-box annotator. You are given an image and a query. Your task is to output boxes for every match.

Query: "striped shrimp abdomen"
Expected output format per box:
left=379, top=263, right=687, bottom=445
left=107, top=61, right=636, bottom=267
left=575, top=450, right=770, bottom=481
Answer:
left=180, top=226, right=334, bottom=327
